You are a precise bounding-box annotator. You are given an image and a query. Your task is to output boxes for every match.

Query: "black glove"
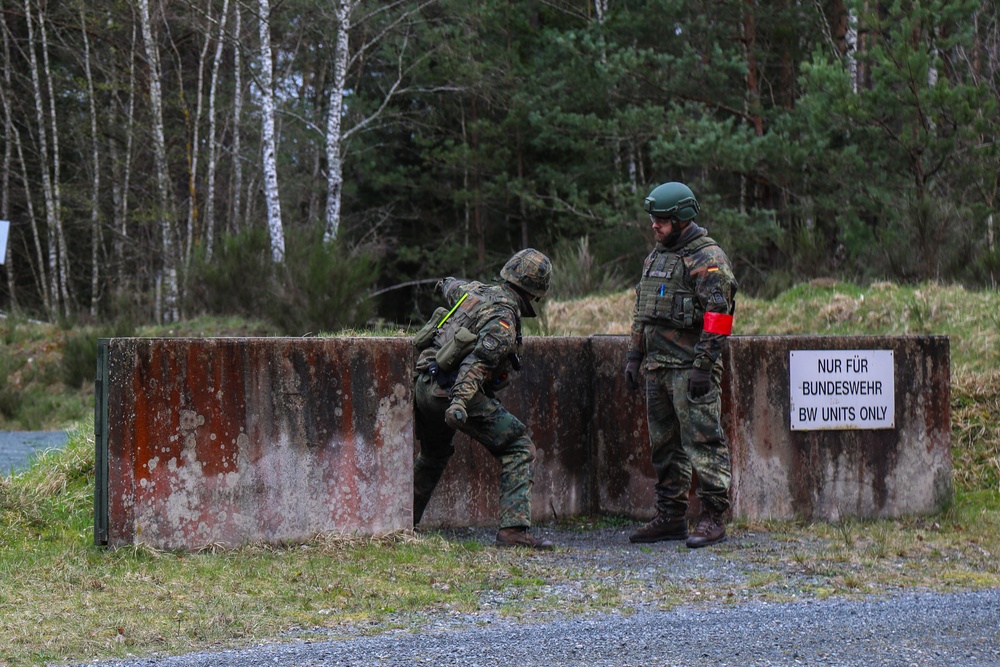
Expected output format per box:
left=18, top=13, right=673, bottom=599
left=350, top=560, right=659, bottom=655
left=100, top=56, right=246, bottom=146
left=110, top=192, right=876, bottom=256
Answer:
left=624, top=354, right=642, bottom=391
left=444, top=401, right=467, bottom=429
left=688, top=366, right=713, bottom=399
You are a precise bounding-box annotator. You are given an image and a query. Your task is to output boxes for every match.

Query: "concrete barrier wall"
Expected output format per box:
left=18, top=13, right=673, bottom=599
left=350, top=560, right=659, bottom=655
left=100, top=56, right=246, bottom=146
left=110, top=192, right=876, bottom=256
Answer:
left=100, top=338, right=414, bottom=549
left=723, top=335, right=952, bottom=521
left=97, top=334, right=951, bottom=549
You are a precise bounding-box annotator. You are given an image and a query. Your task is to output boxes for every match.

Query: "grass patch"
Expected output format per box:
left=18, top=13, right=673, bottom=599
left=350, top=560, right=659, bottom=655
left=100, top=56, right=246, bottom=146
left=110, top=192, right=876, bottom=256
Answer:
left=0, top=426, right=564, bottom=665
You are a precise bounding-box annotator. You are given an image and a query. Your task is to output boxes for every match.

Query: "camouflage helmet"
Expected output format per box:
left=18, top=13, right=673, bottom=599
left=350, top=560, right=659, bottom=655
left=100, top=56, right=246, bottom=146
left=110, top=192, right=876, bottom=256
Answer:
left=644, top=182, right=700, bottom=221
left=500, top=248, right=552, bottom=300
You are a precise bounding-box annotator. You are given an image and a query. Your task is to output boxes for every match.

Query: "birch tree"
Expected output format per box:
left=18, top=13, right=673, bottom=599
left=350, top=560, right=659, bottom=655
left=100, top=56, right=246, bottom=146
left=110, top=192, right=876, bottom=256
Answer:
left=205, top=0, right=230, bottom=259
left=323, top=0, right=432, bottom=244
left=37, top=0, right=71, bottom=311
left=257, top=0, right=285, bottom=263
left=22, top=0, right=61, bottom=316
left=81, top=8, right=101, bottom=316
left=139, top=0, right=180, bottom=321
left=231, top=0, right=244, bottom=234
left=322, top=0, right=352, bottom=244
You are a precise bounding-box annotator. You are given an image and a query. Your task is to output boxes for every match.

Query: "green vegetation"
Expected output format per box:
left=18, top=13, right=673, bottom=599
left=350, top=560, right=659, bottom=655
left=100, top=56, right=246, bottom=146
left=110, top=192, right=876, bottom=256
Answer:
left=0, top=280, right=998, bottom=665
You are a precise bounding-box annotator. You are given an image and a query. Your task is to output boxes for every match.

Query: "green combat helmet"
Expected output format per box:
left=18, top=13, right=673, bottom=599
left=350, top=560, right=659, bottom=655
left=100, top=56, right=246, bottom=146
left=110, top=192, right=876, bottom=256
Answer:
left=644, top=182, right=701, bottom=221
left=500, top=248, right=552, bottom=300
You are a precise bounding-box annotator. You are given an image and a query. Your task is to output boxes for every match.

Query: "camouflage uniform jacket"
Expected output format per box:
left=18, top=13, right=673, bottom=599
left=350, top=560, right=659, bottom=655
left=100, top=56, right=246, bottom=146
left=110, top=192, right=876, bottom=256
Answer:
left=628, top=223, right=738, bottom=371
left=414, top=278, right=523, bottom=404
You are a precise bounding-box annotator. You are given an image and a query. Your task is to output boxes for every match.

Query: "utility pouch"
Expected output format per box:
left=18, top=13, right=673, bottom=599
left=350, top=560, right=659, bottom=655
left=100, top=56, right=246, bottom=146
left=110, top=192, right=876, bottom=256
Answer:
left=413, top=307, right=448, bottom=350
left=434, top=327, right=477, bottom=372
left=671, top=293, right=695, bottom=328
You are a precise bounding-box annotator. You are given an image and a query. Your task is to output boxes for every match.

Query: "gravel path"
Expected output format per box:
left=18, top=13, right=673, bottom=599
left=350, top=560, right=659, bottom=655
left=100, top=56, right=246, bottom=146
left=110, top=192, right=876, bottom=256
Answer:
left=68, top=590, right=1000, bottom=667
left=66, top=526, right=1000, bottom=667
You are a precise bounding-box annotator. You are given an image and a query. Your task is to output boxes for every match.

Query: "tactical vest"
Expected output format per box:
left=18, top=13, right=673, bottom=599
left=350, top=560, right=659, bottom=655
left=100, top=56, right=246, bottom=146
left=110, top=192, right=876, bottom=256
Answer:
left=413, top=281, right=522, bottom=381
left=637, top=236, right=717, bottom=329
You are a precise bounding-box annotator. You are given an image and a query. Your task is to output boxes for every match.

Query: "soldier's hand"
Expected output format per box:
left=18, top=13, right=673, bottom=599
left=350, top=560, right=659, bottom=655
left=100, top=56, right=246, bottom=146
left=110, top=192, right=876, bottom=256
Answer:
left=688, top=366, right=712, bottom=399
left=624, top=353, right=643, bottom=391
left=445, top=401, right=467, bottom=429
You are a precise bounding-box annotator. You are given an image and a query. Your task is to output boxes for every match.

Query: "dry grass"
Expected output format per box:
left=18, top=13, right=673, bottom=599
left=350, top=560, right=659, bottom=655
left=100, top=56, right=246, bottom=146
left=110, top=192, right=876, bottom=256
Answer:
left=540, top=280, right=999, bottom=373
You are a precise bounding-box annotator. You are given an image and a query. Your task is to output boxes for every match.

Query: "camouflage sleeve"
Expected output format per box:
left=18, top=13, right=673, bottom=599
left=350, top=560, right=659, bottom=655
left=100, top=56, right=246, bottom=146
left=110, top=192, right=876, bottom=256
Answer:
left=688, top=245, right=738, bottom=368
left=439, top=277, right=471, bottom=304
left=449, top=310, right=519, bottom=405
left=627, top=281, right=644, bottom=358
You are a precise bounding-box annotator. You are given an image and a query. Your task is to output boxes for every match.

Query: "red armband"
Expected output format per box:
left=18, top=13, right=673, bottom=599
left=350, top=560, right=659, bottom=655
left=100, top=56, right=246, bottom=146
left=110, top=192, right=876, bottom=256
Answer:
left=703, top=312, right=734, bottom=335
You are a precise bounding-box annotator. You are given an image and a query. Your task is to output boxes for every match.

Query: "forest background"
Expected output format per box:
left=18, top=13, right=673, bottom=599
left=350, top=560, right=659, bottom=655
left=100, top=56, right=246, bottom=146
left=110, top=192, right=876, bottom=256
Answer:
left=0, top=0, right=998, bottom=334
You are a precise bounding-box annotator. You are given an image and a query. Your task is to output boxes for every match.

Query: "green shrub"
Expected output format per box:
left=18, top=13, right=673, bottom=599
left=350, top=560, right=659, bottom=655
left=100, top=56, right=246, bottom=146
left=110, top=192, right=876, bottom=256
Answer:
left=184, top=227, right=379, bottom=335
left=548, top=235, right=626, bottom=300
left=184, top=226, right=275, bottom=318
left=267, top=231, right=379, bottom=335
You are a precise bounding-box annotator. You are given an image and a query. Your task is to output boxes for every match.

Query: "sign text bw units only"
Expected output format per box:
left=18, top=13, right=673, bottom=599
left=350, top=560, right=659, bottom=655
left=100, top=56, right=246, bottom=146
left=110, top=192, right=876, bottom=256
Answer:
left=789, top=349, right=895, bottom=431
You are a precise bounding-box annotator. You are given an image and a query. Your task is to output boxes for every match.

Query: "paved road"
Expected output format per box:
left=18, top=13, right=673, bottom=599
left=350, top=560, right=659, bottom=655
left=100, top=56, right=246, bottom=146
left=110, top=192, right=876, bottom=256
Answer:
left=0, top=430, right=68, bottom=475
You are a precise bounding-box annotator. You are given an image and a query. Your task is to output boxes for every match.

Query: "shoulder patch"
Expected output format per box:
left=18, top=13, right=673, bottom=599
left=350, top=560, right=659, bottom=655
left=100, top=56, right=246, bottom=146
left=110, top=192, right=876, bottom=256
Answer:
left=482, top=334, right=501, bottom=351
left=499, top=319, right=512, bottom=329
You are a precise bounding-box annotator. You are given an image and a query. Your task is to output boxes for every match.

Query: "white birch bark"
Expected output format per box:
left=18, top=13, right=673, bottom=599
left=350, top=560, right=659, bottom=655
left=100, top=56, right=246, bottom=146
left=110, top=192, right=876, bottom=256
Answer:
left=139, top=0, right=180, bottom=322
left=82, top=8, right=101, bottom=316
left=323, top=0, right=429, bottom=243
left=323, top=0, right=354, bottom=244
left=38, top=1, right=71, bottom=312
left=232, top=0, right=244, bottom=233
left=846, top=8, right=859, bottom=93
left=258, top=0, right=285, bottom=262
left=206, top=0, right=231, bottom=259
left=22, top=0, right=59, bottom=316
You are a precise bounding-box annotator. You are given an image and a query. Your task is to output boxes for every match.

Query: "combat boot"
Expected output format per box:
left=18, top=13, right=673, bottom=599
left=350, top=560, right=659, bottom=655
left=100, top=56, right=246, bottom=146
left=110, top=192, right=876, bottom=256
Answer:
left=496, top=527, right=555, bottom=551
left=685, top=511, right=726, bottom=548
left=628, top=512, right=688, bottom=543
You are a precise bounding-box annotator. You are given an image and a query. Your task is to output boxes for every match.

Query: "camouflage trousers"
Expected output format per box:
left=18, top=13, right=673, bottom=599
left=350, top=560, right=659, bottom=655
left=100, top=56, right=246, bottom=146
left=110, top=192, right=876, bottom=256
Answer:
left=413, top=372, right=535, bottom=528
left=645, top=366, right=731, bottom=517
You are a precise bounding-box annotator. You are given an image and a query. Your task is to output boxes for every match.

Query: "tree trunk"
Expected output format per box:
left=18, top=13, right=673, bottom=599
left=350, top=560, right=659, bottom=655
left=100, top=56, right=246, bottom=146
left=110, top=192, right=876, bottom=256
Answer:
left=323, top=0, right=353, bottom=244
left=257, top=0, right=285, bottom=263
left=82, top=8, right=102, bottom=317
left=23, top=0, right=60, bottom=317
left=139, top=0, right=180, bottom=322
left=205, top=0, right=230, bottom=260
left=38, top=1, right=72, bottom=313
left=232, top=0, right=244, bottom=234
left=181, top=5, right=214, bottom=262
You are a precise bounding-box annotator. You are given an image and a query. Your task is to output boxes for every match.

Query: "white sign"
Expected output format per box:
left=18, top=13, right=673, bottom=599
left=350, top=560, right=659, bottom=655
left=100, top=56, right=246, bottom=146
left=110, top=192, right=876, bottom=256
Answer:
left=789, top=349, right=894, bottom=431
left=0, top=220, right=8, bottom=265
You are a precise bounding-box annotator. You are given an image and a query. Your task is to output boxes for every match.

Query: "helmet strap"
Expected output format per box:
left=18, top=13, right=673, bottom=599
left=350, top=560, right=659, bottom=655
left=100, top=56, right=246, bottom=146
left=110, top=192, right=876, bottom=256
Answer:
left=505, top=282, right=537, bottom=318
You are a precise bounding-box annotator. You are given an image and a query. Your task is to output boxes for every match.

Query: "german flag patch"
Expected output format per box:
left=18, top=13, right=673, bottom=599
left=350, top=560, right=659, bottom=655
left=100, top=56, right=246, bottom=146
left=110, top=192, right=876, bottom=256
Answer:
left=499, top=319, right=512, bottom=329
left=706, top=265, right=720, bottom=273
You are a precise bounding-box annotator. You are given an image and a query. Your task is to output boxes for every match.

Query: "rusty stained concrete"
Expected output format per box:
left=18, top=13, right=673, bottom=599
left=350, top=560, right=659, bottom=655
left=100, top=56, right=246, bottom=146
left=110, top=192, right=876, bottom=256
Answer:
left=105, top=337, right=412, bottom=550
left=102, top=333, right=952, bottom=549
left=724, top=335, right=952, bottom=521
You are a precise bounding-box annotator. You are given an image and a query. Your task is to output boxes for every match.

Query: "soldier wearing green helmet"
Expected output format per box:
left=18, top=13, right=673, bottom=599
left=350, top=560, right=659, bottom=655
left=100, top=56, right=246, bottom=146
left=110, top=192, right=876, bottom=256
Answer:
left=411, top=249, right=555, bottom=550
left=625, top=181, right=738, bottom=548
